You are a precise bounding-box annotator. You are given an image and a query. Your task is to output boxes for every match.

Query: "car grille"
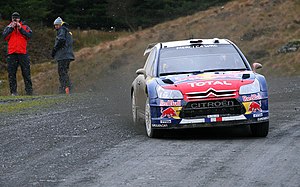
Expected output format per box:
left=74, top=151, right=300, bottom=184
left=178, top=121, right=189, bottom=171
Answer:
left=180, top=99, right=245, bottom=118
left=186, top=88, right=236, bottom=100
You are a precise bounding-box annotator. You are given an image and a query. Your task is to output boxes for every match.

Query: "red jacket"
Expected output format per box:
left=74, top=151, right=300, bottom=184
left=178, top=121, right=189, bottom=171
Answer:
left=2, top=22, right=32, bottom=54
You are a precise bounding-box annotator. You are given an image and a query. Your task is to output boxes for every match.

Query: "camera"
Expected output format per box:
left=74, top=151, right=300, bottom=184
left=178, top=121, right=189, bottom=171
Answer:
left=13, top=18, right=17, bottom=22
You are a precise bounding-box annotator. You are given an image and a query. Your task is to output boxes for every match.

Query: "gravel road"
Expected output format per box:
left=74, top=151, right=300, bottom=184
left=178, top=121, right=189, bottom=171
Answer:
left=0, top=60, right=299, bottom=186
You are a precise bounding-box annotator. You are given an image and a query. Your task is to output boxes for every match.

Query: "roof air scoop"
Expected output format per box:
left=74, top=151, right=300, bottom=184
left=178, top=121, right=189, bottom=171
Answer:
left=213, top=38, right=220, bottom=43
left=190, top=40, right=203, bottom=44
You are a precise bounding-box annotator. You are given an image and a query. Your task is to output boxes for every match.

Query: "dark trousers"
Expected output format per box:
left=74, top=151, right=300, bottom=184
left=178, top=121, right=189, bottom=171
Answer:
left=57, top=60, right=71, bottom=93
left=7, top=54, right=33, bottom=95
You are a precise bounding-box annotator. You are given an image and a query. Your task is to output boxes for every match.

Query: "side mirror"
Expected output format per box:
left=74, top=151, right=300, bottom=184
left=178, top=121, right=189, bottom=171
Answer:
left=252, top=62, right=262, bottom=73
left=136, top=69, right=146, bottom=75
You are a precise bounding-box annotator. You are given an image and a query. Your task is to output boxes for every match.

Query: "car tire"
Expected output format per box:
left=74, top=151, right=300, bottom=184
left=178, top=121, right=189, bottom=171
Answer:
left=145, top=97, right=160, bottom=138
left=250, top=121, right=269, bottom=137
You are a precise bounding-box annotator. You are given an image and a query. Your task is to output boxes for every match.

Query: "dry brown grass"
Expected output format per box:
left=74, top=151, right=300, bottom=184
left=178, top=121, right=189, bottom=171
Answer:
left=1, top=0, right=299, bottom=95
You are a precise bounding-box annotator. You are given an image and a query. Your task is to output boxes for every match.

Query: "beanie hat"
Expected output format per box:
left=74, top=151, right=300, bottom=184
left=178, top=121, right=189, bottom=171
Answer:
left=54, top=17, right=63, bottom=25
left=12, top=12, right=20, bottom=19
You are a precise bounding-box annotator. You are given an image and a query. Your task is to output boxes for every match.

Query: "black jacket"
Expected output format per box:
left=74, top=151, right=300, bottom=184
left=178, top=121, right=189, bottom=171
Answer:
left=53, top=23, right=75, bottom=61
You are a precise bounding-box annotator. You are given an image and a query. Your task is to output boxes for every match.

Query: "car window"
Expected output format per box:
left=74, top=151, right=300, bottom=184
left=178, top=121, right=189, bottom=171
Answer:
left=144, top=48, right=157, bottom=76
left=158, top=44, right=247, bottom=75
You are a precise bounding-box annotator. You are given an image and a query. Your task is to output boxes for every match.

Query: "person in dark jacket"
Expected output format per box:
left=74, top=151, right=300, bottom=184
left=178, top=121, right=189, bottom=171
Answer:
left=52, top=17, right=75, bottom=94
left=2, top=12, right=33, bottom=96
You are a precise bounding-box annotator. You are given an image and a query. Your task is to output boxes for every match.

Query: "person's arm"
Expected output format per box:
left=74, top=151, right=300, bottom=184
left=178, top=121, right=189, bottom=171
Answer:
left=52, top=28, right=67, bottom=58
left=19, top=25, right=32, bottom=39
left=2, top=23, right=15, bottom=41
left=53, top=28, right=66, bottom=51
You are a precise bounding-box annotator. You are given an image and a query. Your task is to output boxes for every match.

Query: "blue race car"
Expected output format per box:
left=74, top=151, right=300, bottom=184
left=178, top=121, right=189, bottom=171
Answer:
left=131, top=39, right=269, bottom=138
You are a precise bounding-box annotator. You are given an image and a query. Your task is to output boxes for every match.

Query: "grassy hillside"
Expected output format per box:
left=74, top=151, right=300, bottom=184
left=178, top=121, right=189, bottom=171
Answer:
left=0, top=27, right=128, bottom=95
left=1, top=0, right=300, bottom=95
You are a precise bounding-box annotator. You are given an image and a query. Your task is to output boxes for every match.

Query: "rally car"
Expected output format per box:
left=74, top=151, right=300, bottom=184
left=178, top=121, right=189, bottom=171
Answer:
left=131, top=39, right=269, bottom=138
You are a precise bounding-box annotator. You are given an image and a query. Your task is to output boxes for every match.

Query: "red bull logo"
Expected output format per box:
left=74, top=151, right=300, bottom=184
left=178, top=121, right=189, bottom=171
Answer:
left=161, top=107, right=177, bottom=118
left=249, top=101, right=262, bottom=112
left=160, top=100, right=181, bottom=106
left=242, top=93, right=262, bottom=101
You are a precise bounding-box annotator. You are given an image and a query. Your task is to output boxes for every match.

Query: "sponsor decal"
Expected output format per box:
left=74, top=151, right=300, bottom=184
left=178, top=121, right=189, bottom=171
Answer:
left=242, top=93, right=262, bottom=102
left=152, top=124, right=168, bottom=128
left=160, top=100, right=182, bottom=106
left=243, top=101, right=262, bottom=114
left=188, top=80, right=232, bottom=88
left=253, top=113, right=263, bottom=118
left=160, top=107, right=182, bottom=119
left=207, top=114, right=220, bottom=118
left=205, top=117, right=223, bottom=123
left=160, top=120, right=172, bottom=124
left=176, top=45, right=217, bottom=50
left=180, top=115, right=247, bottom=124
left=257, top=116, right=269, bottom=121
left=190, top=100, right=235, bottom=109
left=173, top=73, right=243, bottom=83
left=249, top=101, right=262, bottom=112
left=161, top=107, right=177, bottom=118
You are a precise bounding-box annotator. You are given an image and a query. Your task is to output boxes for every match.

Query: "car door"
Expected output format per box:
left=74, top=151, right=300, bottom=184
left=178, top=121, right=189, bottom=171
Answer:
left=136, top=48, right=157, bottom=116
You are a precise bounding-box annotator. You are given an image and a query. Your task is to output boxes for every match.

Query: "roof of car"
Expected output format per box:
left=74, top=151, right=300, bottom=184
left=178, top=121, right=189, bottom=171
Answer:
left=144, top=38, right=232, bottom=55
left=161, top=38, right=231, bottom=48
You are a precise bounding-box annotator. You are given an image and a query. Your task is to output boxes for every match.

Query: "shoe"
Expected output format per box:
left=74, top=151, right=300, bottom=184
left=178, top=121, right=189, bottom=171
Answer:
left=65, top=87, right=70, bottom=95
left=11, top=93, right=18, bottom=96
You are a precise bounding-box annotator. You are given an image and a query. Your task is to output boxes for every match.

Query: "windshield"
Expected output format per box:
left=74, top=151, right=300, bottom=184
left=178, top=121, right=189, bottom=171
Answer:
left=158, top=44, right=248, bottom=76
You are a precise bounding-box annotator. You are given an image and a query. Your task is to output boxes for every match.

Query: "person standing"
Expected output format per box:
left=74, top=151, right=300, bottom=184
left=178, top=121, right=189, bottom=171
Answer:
left=52, top=17, right=75, bottom=94
left=2, top=12, right=33, bottom=96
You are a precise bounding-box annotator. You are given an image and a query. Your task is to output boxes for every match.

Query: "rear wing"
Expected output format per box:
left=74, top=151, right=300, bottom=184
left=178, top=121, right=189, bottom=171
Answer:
left=144, top=43, right=157, bottom=56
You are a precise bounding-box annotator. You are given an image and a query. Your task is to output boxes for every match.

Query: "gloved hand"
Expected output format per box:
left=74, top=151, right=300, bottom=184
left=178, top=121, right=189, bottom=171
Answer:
left=8, top=22, right=16, bottom=28
left=16, top=22, right=21, bottom=29
left=51, top=48, right=57, bottom=58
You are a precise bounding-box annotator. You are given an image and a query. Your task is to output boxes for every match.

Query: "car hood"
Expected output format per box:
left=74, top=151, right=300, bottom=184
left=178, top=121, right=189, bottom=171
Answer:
left=157, top=71, right=256, bottom=99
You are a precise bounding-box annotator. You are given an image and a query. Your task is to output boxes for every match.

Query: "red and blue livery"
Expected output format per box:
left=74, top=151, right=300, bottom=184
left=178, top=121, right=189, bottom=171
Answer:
left=131, top=39, right=269, bottom=138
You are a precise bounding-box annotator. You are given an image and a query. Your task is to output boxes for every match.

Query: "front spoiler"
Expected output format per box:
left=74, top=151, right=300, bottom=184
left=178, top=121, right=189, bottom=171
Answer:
left=151, top=113, right=269, bottom=129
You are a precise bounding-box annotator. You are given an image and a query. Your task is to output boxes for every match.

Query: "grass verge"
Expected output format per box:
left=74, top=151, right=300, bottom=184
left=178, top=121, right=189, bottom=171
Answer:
left=0, top=95, right=69, bottom=113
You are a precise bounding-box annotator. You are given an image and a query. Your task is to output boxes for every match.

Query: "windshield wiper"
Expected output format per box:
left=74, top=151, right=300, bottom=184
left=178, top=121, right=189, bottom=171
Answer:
left=159, top=70, right=204, bottom=76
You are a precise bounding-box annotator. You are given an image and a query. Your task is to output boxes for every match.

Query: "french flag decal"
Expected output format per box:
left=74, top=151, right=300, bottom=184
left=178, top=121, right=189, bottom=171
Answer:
left=205, top=117, right=223, bottom=123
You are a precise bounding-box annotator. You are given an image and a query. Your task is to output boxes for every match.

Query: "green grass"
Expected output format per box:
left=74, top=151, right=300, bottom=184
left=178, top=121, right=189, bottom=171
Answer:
left=0, top=95, right=68, bottom=113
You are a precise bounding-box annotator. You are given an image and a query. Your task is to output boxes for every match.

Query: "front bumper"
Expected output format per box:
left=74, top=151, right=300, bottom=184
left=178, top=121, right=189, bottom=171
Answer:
left=151, top=113, right=269, bottom=129
left=150, top=96, right=269, bottom=129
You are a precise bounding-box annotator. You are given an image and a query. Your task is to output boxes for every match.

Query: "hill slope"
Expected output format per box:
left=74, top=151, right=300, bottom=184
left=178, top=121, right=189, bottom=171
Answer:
left=29, top=0, right=300, bottom=94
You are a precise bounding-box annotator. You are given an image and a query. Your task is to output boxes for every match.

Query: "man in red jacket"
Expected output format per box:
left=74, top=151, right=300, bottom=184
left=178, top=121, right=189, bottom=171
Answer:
left=2, top=12, right=33, bottom=95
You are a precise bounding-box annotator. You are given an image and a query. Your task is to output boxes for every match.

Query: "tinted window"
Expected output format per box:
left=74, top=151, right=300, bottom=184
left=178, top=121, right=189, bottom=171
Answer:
left=159, top=44, right=247, bottom=75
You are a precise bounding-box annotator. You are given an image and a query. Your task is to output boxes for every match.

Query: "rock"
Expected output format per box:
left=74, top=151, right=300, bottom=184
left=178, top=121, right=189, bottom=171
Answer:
left=277, top=40, right=300, bottom=53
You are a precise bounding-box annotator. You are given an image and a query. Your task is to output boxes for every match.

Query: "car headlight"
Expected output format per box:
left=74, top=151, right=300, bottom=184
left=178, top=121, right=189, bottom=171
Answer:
left=156, top=85, right=183, bottom=99
left=239, top=79, right=260, bottom=94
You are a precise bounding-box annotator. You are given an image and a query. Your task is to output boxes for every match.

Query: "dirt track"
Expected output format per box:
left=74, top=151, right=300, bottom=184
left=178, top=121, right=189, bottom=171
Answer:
left=0, top=59, right=300, bottom=186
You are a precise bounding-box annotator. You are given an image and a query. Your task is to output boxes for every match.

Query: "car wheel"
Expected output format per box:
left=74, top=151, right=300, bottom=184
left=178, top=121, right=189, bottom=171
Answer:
left=132, top=92, right=139, bottom=125
left=250, top=121, right=269, bottom=137
left=145, top=98, right=160, bottom=138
